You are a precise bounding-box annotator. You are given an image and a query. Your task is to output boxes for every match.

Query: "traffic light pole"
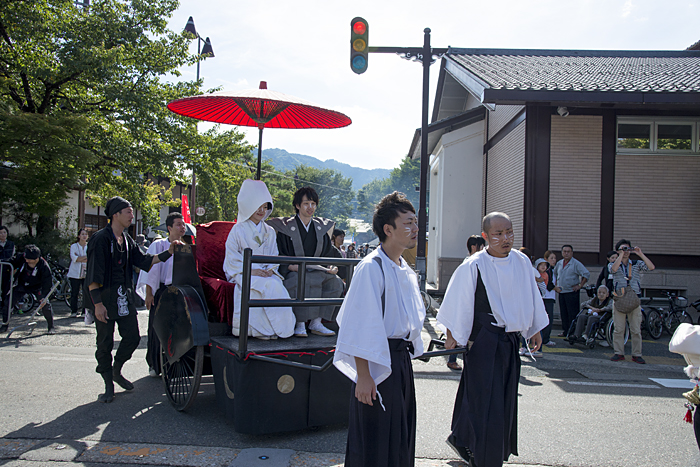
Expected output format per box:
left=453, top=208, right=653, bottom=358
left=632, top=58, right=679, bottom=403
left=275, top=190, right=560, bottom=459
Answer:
left=368, top=29, right=447, bottom=292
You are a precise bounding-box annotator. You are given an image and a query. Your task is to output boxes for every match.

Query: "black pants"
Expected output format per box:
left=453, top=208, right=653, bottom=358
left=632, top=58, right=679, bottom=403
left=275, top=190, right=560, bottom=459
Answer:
left=69, top=277, right=84, bottom=314
left=146, top=285, right=165, bottom=374
left=0, top=263, right=11, bottom=324
left=95, top=312, right=140, bottom=375
left=540, top=299, right=555, bottom=343
left=345, top=339, right=416, bottom=467
left=559, top=291, right=580, bottom=333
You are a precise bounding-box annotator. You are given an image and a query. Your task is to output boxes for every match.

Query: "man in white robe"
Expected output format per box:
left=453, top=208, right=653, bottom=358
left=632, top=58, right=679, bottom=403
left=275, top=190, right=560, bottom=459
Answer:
left=437, top=212, right=549, bottom=467
left=334, top=191, right=426, bottom=467
left=137, top=211, right=186, bottom=377
left=222, top=179, right=295, bottom=340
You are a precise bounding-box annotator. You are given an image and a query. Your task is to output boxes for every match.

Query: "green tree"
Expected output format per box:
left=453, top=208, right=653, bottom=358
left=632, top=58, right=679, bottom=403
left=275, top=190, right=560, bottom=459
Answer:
left=290, top=165, right=355, bottom=225
left=355, top=156, right=420, bottom=223
left=0, top=0, right=249, bottom=232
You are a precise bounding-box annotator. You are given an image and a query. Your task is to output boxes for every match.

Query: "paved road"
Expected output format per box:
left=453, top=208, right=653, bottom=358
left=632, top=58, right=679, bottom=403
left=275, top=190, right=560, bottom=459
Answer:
left=1, top=303, right=699, bottom=466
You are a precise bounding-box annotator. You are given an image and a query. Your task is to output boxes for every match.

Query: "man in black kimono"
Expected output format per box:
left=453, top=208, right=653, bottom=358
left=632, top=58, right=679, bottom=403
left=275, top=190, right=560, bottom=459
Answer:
left=437, top=212, right=549, bottom=467
left=267, top=186, right=343, bottom=337
left=86, top=197, right=180, bottom=403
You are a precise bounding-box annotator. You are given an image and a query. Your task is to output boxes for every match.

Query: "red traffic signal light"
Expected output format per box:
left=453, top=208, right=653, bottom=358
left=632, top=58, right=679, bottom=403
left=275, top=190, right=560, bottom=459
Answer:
left=350, top=17, right=368, bottom=74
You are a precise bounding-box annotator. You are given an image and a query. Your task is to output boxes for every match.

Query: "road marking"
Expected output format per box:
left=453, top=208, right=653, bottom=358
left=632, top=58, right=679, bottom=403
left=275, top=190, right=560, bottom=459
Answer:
left=649, top=378, right=696, bottom=389
left=543, top=347, right=583, bottom=353
left=567, top=381, right=659, bottom=389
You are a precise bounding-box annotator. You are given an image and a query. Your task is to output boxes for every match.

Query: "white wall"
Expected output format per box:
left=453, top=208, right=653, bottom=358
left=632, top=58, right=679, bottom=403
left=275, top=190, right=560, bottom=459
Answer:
left=428, top=121, right=485, bottom=286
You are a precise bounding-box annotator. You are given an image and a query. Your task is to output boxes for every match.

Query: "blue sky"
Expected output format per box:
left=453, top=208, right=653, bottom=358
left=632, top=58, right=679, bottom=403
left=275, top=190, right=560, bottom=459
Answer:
left=166, top=0, right=699, bottom=169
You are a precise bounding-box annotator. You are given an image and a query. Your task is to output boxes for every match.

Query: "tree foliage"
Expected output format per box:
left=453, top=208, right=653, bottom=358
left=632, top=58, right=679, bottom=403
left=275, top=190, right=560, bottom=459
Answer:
left=0, top=0, right=251, bottom=233
left=288, top=165, right=355, bottom=226
left=356, top=156, right=420, bottom=223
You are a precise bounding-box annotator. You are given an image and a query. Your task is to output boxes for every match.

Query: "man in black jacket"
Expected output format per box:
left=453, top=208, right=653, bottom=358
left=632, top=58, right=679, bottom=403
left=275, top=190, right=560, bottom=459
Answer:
left=2, top=245, right=54, bottom=334
left=267, top=187, right=343, bottom=337
left=86, top=196, right=180, bottom=402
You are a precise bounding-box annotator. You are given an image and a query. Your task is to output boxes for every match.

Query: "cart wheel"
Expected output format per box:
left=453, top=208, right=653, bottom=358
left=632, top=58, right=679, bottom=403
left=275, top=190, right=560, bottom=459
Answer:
left=588, top=343, right=595, bottom=349
left=160, top=344, right=204, bottom=412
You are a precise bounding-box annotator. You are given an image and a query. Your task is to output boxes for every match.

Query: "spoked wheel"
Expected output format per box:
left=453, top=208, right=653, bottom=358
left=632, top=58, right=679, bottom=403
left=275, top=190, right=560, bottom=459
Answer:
left=15, top=293, right=35, bottom=314
left=160, top=344, right=204, bottom=412
left=61, top=279, right=72, bottom=307
left=606, top=319, right=629, bottom=348
left=645, top=309, right=663, bottom=340
left=664, top=311, right=682, bottom=335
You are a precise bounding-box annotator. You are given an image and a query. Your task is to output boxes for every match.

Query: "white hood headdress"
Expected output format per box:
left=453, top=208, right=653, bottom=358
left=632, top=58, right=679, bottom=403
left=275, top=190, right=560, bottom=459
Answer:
left=237, top=179, right=273, bottom=222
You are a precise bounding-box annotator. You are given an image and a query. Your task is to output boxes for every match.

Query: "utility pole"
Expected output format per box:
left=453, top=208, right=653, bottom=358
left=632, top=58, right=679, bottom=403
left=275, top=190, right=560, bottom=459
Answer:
left=351, top=19, right=446, bottom=291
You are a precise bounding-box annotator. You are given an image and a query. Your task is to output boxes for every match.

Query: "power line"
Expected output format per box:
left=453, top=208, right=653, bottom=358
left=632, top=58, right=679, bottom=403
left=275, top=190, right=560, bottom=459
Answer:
left=225, top=159, right=355, bottom=193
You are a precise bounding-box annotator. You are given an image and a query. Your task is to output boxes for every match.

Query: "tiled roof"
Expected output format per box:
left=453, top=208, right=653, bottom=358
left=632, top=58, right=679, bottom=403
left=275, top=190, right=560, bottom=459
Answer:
left=447, top=48, right=700, bottom=95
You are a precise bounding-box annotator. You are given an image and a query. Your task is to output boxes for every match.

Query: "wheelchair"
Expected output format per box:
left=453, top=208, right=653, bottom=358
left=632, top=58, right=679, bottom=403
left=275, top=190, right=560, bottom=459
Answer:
left=567, top=308, right=629, bottom=349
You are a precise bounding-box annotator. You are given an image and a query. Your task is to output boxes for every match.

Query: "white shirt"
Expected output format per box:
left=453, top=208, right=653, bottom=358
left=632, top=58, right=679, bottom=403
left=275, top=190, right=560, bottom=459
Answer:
left=67, top=242, right=87, bottom=279
left=334, top=247, right=425, bottom=386
left=136, top=238, right=172, bottom=299
left=437, top=249, right=549, bottom=346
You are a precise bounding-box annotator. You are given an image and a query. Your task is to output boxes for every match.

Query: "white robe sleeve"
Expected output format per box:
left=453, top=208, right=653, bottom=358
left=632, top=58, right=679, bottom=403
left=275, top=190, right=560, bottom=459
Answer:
left=523, top=264, right=550, bottom=339
left=436, top=259, right=477, bottom=346
left=223, top=225, right=245, bottom=284
left=333, top=259, right=392, bottom=386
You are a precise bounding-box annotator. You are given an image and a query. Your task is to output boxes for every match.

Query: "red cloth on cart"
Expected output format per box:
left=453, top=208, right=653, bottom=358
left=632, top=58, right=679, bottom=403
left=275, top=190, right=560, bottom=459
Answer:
left=196, top=221, right=236, bottom=326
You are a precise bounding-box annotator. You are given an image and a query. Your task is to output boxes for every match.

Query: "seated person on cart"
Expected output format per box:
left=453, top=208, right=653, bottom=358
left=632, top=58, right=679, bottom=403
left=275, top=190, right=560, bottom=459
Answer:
left=2, top=245, right=54, bottom=334
left=223, top=179, right=295, bottom=340
left=569, top=285, right=612, bottom=345
left=267, top=186, right=343, bottom=338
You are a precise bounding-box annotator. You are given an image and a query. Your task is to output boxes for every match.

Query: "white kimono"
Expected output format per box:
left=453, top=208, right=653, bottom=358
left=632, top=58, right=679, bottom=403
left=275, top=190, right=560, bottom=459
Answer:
left=222, top=179, right=295, bottom=338
left=437, top=249, right=549, bottom=346
left=334, top=247, right=425, bottom=387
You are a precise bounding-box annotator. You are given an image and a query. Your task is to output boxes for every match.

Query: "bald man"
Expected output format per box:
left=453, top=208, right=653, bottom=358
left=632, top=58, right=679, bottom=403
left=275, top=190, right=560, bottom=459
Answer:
left=437, top=212, right=549, bottom=467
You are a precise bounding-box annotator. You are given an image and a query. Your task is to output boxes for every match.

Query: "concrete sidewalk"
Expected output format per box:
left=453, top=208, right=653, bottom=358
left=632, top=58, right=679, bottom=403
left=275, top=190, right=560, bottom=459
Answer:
left=0, top=438, right=552, bottom=466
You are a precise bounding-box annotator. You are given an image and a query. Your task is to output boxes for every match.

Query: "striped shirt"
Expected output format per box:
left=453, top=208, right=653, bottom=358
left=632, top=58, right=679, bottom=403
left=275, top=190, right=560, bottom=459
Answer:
left=609, top=260, right=649, bottom=295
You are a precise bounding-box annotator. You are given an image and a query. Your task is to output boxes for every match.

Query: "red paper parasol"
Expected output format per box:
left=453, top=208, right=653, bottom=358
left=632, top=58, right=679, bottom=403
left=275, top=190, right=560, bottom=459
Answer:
left=167, top=81, right=352, bottom=180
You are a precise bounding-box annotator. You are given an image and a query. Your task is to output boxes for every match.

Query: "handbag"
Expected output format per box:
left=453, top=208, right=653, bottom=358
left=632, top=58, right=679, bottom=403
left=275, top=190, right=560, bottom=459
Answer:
left=612, top=261, right=640, bottom=314
left=612, top=286, right=640, bottom=314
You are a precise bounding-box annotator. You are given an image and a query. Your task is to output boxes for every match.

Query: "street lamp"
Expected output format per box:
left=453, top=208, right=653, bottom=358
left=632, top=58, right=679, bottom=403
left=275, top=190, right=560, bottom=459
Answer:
left=183, top=16, right=214, bottom=220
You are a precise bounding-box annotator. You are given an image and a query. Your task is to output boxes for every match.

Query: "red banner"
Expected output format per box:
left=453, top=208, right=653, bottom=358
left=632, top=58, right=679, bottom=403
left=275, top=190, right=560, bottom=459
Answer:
left=182, top=194, right=191, bottom=224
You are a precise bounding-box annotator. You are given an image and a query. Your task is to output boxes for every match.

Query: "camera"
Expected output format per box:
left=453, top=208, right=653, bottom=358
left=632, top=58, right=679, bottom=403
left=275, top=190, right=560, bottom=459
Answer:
left=620, top=246, right=634, bottom=252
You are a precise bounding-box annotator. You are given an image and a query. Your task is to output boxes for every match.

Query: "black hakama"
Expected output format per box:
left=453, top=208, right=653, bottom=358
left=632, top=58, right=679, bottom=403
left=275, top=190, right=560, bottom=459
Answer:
left=449, top=271, right=520, bottom=467
left=345, top=339, right=416, bottom=467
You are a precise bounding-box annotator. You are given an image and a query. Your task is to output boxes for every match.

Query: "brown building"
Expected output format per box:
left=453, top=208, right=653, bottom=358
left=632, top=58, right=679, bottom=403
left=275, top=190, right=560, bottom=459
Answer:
left=411, top=46, right=700, bottom=300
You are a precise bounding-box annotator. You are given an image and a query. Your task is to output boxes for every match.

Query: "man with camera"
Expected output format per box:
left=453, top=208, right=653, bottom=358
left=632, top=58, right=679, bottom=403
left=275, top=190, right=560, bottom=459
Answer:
left=609, top=240, right=655, bottom=363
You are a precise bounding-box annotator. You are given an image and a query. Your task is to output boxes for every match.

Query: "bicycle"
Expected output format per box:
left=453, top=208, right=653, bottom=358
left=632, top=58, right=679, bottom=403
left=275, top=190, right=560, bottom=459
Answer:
left=658, top=291, right=694, bottom=335
left=641, top=297, right=663, bottom=340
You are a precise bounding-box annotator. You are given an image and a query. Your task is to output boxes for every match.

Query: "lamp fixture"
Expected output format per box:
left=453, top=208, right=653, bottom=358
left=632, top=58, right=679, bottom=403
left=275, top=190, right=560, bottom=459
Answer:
left=557, top=106, right=569, bottom=117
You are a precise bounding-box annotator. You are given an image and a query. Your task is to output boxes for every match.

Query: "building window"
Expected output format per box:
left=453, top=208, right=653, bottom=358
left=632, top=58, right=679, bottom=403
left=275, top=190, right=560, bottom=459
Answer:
left=617, top=117, right=699, bottom=154
left=657, top=123, right=693, bottom=151
left=84, top=214, right=108, bottom=235
left=617, top=123, right=651, bottom=150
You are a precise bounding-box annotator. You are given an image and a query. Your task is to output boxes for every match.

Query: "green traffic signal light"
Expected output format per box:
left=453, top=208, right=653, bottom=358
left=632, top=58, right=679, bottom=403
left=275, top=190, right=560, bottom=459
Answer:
left=350, top=17, right=368, bottom=74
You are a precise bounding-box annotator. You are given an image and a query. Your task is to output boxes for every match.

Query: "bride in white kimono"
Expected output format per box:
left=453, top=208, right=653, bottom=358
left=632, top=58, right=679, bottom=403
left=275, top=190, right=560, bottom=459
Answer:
left=223, top=179, right=295, bottom=339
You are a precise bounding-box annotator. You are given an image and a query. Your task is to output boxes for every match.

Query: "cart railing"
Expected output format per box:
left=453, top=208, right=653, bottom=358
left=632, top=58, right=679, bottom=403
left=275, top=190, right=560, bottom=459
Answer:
left=238, top=248, right=465, bottom=370
left=238, top=248, right=359, bottom=368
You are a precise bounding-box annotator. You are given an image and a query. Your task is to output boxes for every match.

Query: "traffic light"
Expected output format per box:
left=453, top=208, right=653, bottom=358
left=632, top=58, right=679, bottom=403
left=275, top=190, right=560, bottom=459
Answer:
left=350, top=17, right=368, bottom=74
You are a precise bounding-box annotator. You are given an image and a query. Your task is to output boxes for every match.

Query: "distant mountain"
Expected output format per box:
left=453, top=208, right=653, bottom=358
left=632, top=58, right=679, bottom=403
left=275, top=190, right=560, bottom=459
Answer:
left=262, top=148, right=390, bottom=191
